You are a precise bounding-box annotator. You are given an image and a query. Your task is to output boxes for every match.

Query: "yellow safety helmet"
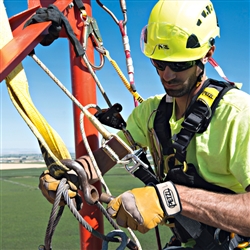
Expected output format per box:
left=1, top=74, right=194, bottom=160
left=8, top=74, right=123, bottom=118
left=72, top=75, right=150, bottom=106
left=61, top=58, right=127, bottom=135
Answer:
left=141, top=0, right=220, bottom=62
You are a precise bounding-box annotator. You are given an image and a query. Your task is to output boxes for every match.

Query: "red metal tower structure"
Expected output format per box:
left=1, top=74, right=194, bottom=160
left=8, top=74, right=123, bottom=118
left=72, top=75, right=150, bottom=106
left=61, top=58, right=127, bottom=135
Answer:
left=0, top=0, right=103, bottom=249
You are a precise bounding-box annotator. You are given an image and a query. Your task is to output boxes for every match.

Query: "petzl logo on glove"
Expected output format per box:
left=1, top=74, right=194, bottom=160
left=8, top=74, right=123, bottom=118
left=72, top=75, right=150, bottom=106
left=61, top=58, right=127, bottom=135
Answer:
left=163, top=188, right=177, bottom=208
left=156, top=181, right=182, bottom=216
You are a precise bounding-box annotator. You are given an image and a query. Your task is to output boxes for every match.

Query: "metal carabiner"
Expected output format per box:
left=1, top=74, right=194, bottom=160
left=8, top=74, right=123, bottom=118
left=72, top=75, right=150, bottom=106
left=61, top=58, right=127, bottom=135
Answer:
left=230, top=233, right=250, bottom=249
left=214, top=229, right=250, bottom=249
left=101, top=230, right=129, bottom=250
left=81, top=14, right=105, bottom=70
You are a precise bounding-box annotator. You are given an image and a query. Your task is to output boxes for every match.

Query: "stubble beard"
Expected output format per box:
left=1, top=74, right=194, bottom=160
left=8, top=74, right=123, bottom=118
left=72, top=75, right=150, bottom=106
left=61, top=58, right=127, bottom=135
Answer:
left=163, top=72, right=198, bottom=97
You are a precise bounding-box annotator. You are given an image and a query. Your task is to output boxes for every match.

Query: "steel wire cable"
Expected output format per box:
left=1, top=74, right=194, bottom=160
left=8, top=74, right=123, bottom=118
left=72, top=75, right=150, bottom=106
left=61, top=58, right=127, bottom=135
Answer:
left=44, top=178, right=67, bottom=250
left=31, top=50, right=142, bottom=250
left=42, top=180, right=126, bottom=249
left=62, top=189, right=128, bottom=247
left=96, top=201, right=120, bottom=230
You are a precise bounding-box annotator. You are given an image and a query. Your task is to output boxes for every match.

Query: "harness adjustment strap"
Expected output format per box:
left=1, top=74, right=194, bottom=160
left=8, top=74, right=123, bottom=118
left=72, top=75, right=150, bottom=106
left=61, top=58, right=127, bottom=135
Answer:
left=175, top=214, right=230, bottom=250
left=126, top=149, right=159, bottom=185
left=133, top=169, right=159, bottom=185
left=182, top=102, right=211, bottom=133
left=172, top=129, right=192, bottom=164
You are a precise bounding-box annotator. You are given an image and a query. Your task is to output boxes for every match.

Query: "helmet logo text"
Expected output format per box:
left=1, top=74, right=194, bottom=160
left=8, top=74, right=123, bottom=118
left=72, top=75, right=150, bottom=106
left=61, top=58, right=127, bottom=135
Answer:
left=197, top=4, right=214, bottom=26
left=158, top=44, right=169, bottom=50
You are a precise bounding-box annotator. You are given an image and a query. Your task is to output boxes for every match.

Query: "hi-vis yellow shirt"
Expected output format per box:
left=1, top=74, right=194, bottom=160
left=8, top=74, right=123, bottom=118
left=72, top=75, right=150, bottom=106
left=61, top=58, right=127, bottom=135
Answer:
left=118, top=88, right=250, bottom=193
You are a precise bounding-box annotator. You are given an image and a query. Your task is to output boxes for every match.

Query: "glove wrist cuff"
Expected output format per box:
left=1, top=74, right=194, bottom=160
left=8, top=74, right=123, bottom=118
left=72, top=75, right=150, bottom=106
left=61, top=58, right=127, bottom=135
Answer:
left=154, top=181, right=182, bottom=216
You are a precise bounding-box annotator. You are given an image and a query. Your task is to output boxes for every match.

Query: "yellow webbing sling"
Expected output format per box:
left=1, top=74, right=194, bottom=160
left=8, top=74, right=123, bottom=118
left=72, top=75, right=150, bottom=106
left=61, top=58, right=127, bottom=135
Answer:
left=1, top=0, right=70, bottom=177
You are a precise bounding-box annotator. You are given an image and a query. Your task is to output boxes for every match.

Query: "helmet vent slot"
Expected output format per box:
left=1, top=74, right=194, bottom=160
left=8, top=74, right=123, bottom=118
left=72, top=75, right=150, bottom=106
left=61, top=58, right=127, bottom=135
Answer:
left=197, top=19, right=202, bottom=26
left=186, top=34, right=201, bottom=48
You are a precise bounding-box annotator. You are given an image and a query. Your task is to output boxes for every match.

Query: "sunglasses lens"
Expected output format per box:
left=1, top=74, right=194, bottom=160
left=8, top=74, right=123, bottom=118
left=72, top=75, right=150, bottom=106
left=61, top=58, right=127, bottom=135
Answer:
left=151, top=59, right=196, bottom=72
left=172, top=61, right=195, bottom=72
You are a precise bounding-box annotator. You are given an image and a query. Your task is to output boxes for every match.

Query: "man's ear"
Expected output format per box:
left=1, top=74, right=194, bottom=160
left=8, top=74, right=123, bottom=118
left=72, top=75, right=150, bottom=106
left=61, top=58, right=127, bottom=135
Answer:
left=206, top=45, right=215, bottom=58
left=202, top=45, right=215, bottom=63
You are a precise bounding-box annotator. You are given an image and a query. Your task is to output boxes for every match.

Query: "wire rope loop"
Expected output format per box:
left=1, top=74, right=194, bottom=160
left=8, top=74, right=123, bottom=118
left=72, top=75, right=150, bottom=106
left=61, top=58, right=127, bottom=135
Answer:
left=63, top=189, right=119, bottom=243
left=102, top=230, right=129, bottom=250
left=44, top=178, right=68, bottom=250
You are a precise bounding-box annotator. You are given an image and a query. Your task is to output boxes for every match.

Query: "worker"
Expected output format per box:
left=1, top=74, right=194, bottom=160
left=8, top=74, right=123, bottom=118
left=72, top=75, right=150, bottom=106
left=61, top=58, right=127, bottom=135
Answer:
left=39, top=0, right=250, bottom=249
left=105, top=0, right=250, bottom=249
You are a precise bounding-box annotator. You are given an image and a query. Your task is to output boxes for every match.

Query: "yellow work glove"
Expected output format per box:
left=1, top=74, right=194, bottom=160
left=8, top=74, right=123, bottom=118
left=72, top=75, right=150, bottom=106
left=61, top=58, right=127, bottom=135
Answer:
left=107, top=182, right=181, bottom=234
left=39, top=170, right=83, bottom=210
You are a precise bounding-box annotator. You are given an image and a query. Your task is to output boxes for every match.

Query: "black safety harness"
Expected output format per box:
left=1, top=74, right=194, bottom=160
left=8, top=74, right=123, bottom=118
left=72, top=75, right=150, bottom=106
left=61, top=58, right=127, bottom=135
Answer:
left=152, top=78, right=250, bottom=250
left=97, top=78, right=249, bottom=249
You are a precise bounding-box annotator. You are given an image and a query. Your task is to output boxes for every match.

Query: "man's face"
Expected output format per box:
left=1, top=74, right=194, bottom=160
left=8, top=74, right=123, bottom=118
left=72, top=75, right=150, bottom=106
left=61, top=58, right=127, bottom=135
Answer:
left=157, top=65, right=200, bottom=97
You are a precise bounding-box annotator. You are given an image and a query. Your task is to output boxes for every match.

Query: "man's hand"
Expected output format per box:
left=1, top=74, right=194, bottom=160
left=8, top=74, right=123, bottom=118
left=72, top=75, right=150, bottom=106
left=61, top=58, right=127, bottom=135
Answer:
left=39, top=170, right=83, bottom=210
left=107, top=182, right=181, bottom=233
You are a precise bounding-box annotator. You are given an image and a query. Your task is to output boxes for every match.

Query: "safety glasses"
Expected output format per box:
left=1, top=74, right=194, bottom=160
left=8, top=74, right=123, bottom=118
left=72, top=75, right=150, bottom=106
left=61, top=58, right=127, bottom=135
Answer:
left=151, top=59, right=197, bottom=72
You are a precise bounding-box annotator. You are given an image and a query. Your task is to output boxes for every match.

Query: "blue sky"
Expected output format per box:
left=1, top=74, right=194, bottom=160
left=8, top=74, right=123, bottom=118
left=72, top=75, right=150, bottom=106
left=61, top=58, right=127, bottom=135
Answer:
left=1, top=0, right=249, bottom=155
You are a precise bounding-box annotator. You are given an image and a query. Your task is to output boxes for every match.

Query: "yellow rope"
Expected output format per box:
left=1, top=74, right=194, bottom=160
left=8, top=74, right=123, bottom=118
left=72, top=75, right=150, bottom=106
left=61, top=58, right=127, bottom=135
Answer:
left=104, top=50, right=144, bottom=104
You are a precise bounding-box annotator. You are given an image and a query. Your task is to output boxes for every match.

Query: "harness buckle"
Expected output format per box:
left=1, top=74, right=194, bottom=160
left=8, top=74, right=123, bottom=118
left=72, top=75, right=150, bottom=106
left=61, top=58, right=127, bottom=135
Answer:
left=122, top=150, right=159, bottom=185
left=123, top=150, right=149, bottom=175
left=214, top=229, right=250, bottom=249
left=182, top=101, right=212, bottom=133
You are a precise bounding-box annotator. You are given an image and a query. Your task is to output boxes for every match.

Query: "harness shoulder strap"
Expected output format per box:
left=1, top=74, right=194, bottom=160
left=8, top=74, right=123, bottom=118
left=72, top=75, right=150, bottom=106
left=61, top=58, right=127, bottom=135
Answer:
left=172, top=78, right=237, bottom=163
left=153, top=96, right=173, bottom=155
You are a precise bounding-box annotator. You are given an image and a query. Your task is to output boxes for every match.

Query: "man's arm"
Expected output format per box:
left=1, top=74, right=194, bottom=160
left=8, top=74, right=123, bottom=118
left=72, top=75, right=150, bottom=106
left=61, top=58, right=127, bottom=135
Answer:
left=106, top=183, right=250, bottom=236
left=176, top=184, right=250, bottom=236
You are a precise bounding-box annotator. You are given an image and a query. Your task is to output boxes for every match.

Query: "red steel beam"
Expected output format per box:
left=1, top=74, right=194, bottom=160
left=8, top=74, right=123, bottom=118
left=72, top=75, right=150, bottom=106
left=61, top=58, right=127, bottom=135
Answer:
left=66, top=1, right=104, bottom=249
left=0, top=0, right=73, bottom=82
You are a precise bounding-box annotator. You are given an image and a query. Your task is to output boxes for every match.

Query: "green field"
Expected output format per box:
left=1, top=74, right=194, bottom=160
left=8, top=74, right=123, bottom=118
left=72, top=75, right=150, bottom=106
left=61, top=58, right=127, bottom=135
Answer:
left=0, top=166, right=172, bottom=250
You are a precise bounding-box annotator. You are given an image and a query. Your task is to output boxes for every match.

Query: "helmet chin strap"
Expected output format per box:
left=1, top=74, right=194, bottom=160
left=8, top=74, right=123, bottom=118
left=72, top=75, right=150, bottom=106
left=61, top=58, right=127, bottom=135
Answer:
left=195, top=60, right=205, bottom=87
left=195, top=58, right=236, bottom=87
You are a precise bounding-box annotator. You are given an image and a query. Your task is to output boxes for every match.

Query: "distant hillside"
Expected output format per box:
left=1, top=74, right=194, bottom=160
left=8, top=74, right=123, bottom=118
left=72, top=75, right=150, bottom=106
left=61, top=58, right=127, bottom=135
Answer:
left=0, top=153, right=75, bottom=164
